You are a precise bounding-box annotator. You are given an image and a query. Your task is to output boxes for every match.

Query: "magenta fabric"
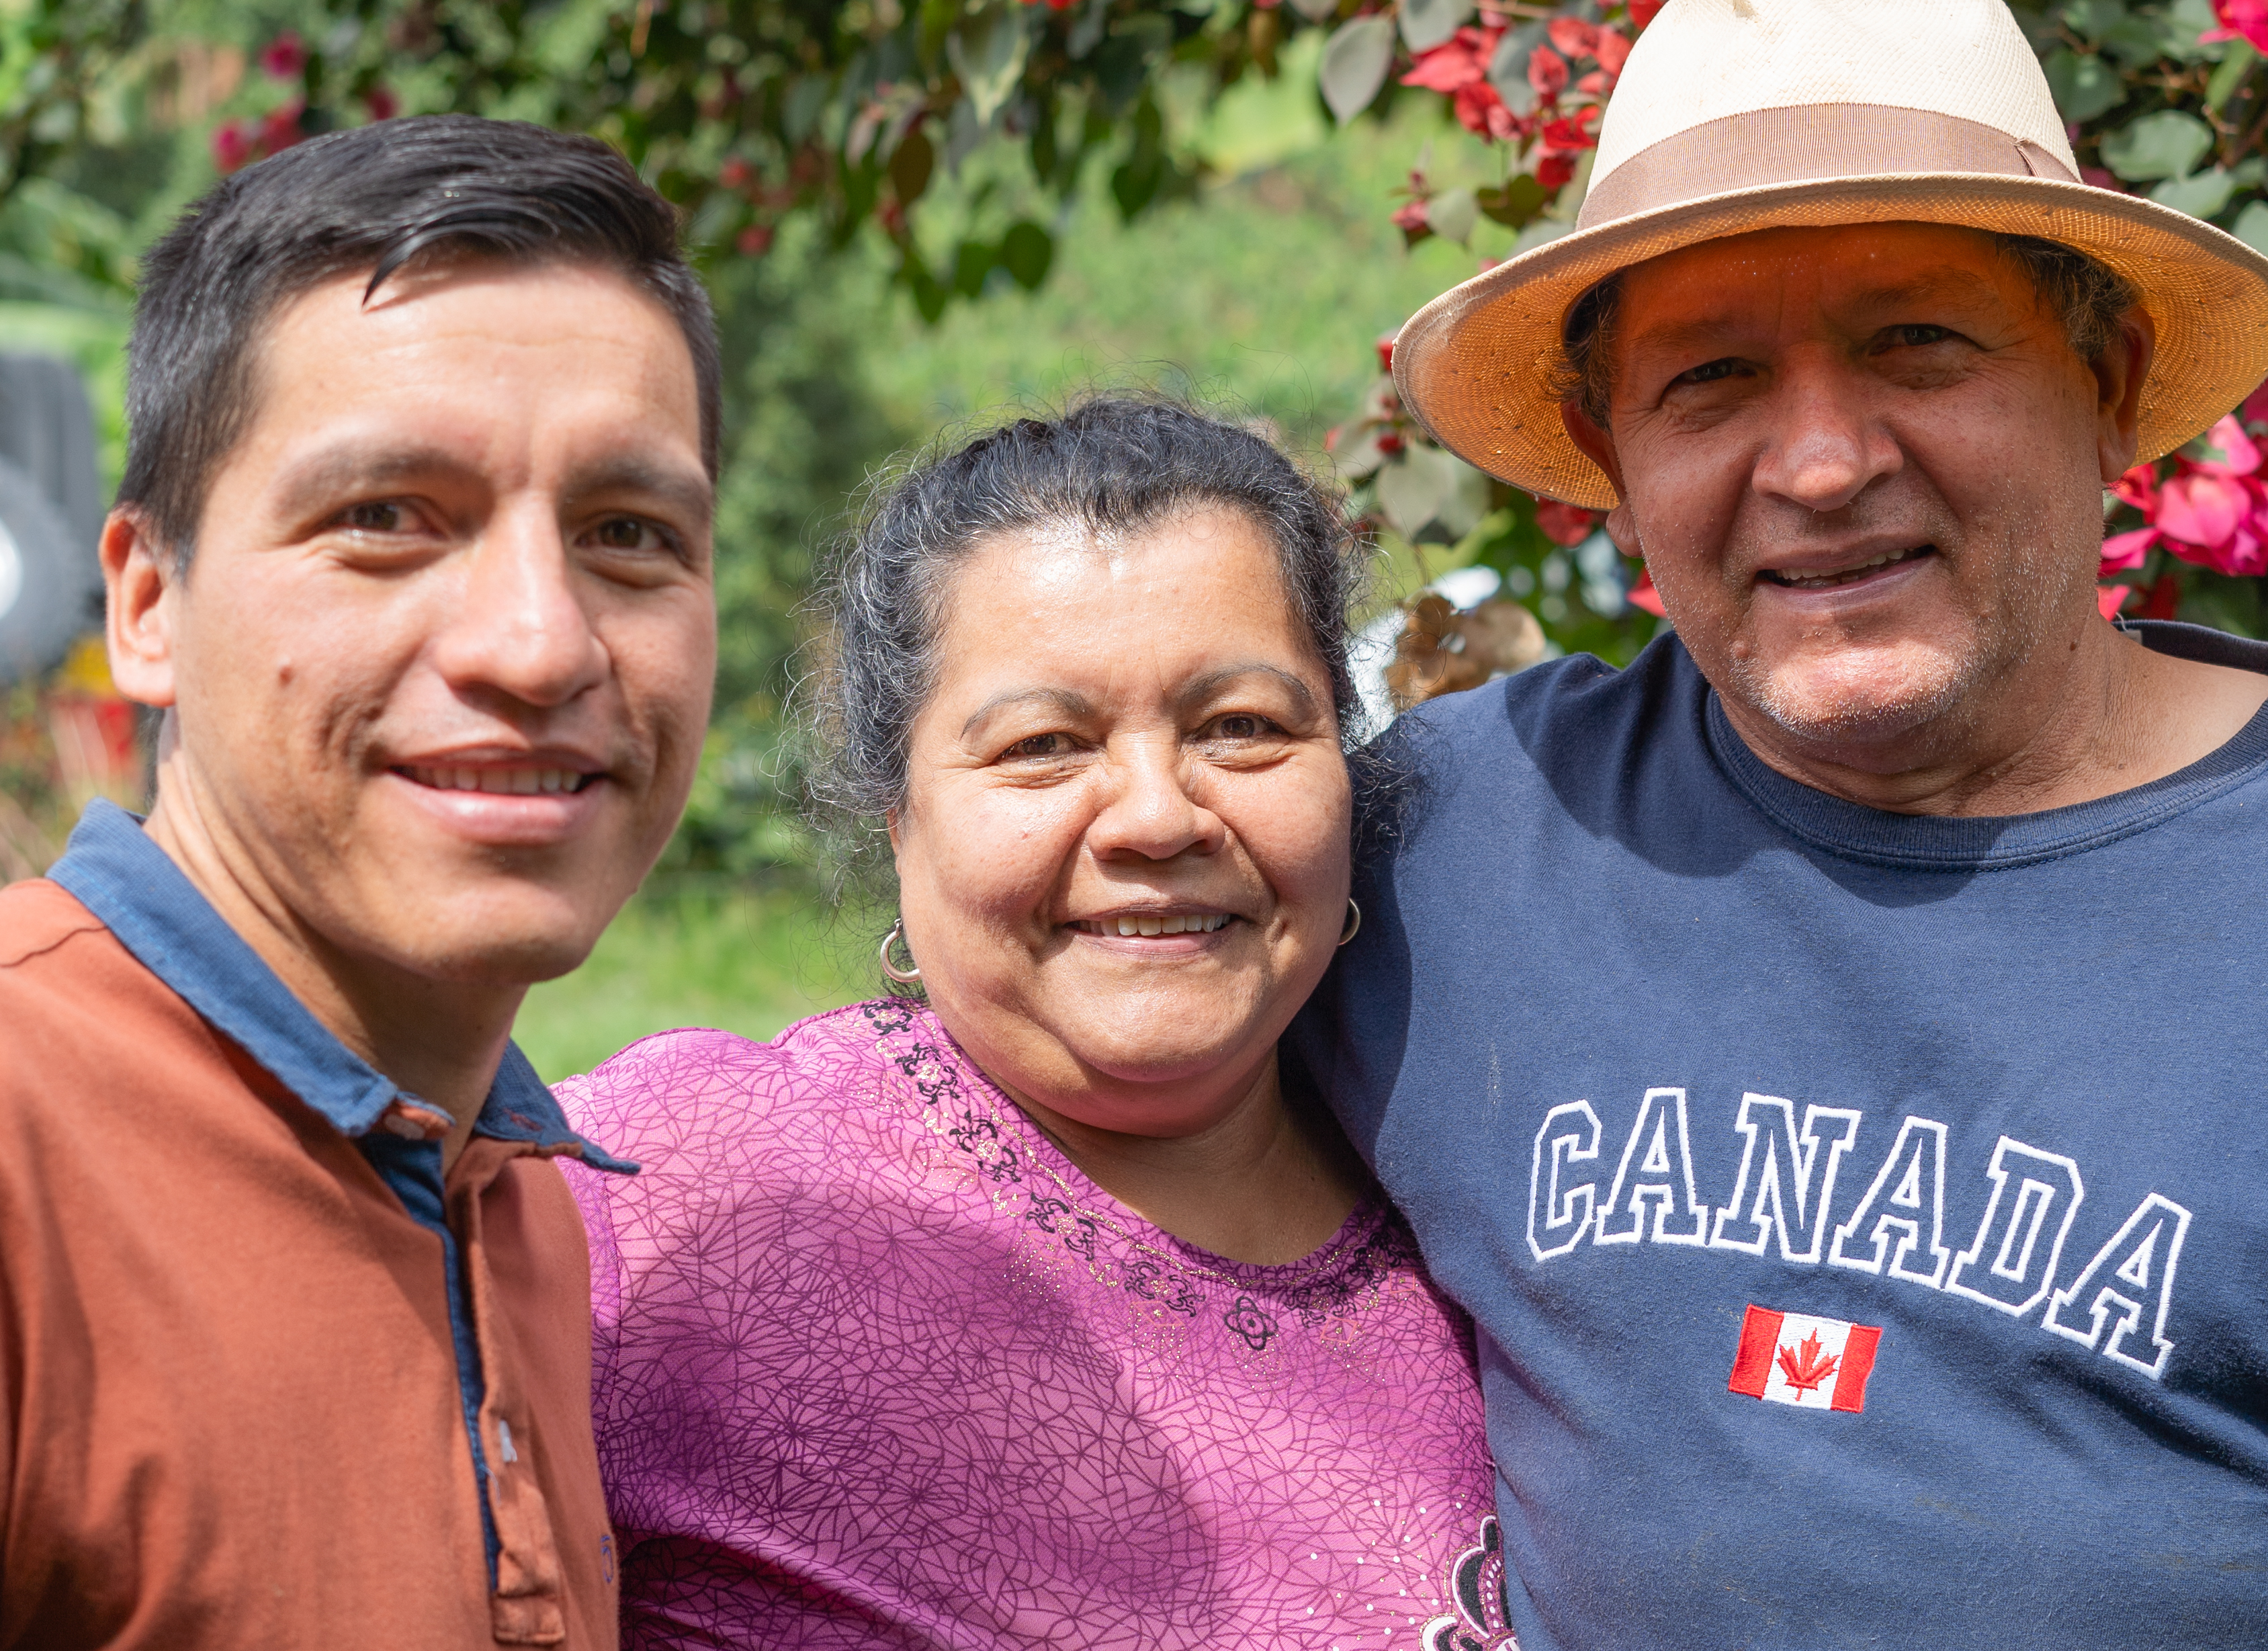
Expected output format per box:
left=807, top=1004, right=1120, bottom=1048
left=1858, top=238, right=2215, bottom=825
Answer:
left=560, top=999, right=1514, bottom=1650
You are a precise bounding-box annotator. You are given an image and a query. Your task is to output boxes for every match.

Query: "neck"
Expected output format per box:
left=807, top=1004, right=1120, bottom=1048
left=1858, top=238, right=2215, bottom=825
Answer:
left=142, top=763, right=519, bottom=1167
left=1717, top=615, right=2268, bottom=817
left=998, top=1048, right=1368, bottom=1266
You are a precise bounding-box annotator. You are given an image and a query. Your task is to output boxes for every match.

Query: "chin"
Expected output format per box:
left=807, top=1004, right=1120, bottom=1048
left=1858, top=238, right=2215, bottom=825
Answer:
left=1737, top=640, right=1976, bottom=750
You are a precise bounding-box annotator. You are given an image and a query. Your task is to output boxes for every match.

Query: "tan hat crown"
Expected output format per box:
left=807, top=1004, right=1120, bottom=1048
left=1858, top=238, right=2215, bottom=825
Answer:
left=1391, top=0, right=2268, bottom=509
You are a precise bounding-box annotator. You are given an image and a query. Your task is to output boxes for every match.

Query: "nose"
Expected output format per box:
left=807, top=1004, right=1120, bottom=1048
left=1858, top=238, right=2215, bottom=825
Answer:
left=1087, top=734, right=1227, bottom=864
left=1751, top=349, right=1903, bottom=514
left=429, top=501, right=609, bottom=710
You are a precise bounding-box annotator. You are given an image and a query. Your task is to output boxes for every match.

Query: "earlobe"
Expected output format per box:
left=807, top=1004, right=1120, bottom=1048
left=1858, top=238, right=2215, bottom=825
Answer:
left=103, top=509, right=180, bottom=710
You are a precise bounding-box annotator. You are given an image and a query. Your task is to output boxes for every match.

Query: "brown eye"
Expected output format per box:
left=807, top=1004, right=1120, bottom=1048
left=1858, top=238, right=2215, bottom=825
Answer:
left=343, top=501, right=405, bottom=532
left=1213, top=714, right=1266, bottom=740
left=1674, top=358, right=1745, bottom=386
left=594, top=517, right=656, bottom=550
left=1004, top=733, right=1068, bottom=759
left=1890, top=325, right=1954, bottom=348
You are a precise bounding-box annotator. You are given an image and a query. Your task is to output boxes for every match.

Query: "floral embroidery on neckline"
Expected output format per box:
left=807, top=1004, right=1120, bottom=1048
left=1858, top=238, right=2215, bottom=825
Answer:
left=856, top=999, right=1415, bottom=1335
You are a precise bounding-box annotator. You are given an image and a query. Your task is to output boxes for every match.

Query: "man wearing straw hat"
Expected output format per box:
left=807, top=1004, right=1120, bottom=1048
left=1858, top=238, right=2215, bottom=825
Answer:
left=1295, top=1, right=2268, bottom=1644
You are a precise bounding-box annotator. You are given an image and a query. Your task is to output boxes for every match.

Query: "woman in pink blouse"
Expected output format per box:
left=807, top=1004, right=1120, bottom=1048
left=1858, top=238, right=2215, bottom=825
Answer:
left=562, top=401, right=1512, bottom=1650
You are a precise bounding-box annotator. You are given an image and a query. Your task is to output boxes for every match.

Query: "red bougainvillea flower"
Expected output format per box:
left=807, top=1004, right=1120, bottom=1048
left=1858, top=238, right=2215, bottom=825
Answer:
left=2099, top=527, right=2157, bottom=573
left=2204, top=0, right=2268, bottom=53
left=1627, top=564, right=1667, bottom=616
left=1593, top=26, right=1634, bottom=73
left=1536, top=152, right=1577, bottom=189
left=1535, top=499, right=1598, bottom=546
left=363, top=85, right=400, bottom=122
left=259, top=30, right=306, bottom=81
left=2096, top=585, right=2132, bottom=620
left=1628, top=0, right=1667, bottom=26
left=2195, top=413, right=2264, bottom=474
left=2156, top=470, right=2252, bottom=552
left=719, top=157, right=754, bottom=191
left=1538, top=109, right=1602, bottom=153
left=211, top=120, right=255, bottom=173
left=1527, top=44, right=1570, bottom=99
left=261, top=101, right=305, bottom=154
left=1391, top=198, right=1431, bottom=234
left=1454, top=81, right=1520, bottom=140
left=1376, top=334, right=1396, bottom=374
left=1547, top=17, right=1598, bottom=58
left=2110, top=461, right=2159, bottom=515
left=1403, top=27, right=1502, bottom=94
left=737, top=224, right=775, bottom=257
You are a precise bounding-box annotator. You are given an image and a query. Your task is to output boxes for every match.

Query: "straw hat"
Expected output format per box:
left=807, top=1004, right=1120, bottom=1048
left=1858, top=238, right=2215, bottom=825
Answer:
left=1392, top=0, right=2268, bottom=509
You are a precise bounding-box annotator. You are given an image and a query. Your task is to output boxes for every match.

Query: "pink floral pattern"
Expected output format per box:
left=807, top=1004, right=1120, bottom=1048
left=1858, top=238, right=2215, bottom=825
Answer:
left=561, top=1001, right=1503, bottom=1649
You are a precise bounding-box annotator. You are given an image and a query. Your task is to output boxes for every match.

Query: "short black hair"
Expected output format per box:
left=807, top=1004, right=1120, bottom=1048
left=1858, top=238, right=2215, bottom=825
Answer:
left=1553, top=229, right=2141, bottom=433
left=120, top=114, right=719, bottom=562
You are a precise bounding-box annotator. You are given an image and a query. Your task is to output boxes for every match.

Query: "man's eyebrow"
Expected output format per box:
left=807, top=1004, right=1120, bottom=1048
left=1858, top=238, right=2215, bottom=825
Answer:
left=271, top=442, right=465, bottom=516
left=1177, top=663, right=1321, bottom=719
left=960, top=687, right=1096, bottom=743
left=1835, top=266, right=2005, bottom=316
left=562, top=456, right=715, bottom=532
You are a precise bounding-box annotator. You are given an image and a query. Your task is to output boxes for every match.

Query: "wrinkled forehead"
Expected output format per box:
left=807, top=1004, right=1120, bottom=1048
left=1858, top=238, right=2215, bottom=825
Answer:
left=1611, top=220, right=2032, bottom=337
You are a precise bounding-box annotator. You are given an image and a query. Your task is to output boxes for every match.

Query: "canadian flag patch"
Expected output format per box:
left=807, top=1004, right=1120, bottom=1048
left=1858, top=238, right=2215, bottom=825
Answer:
left=1728, top=1305, right=1882, bottom=1413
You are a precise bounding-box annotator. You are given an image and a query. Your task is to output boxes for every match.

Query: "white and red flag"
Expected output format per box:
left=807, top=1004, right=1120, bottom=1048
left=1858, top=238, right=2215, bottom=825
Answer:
left=1727, top=1304, right=1882, bottom=1413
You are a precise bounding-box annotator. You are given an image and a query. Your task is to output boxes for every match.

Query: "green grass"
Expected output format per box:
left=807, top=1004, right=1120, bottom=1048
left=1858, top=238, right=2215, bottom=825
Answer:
left=511, top=882, right=876, bottom=1083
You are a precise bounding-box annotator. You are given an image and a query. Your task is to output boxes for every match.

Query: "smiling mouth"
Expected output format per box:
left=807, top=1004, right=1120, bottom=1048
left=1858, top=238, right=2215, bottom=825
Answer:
left=1761, top=545, right=1935, bottom=591
left=396, top=765, right=596, bottom=796
left=1072, top=913, right=1232, bottom=937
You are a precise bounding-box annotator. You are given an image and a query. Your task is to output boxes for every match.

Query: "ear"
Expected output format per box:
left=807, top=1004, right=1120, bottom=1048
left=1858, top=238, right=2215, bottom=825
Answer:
left=103, top=509, right=179, bottom=710
left=1559, top=398, right=1641, bottom=556
left=2093, top=304, right=2156, bottom=486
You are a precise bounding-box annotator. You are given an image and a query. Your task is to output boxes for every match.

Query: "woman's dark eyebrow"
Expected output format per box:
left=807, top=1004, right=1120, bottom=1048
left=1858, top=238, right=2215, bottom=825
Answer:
left=960, top=687, right=1096, bottom=743
left=1176, top=664, right=1319, bottom=718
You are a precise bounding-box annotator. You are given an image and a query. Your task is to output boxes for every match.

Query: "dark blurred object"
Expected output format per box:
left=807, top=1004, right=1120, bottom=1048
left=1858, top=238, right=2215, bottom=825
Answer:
left=0, top=353, right=104, bottom=688
left=1386, top=591, right=1548, bottom=710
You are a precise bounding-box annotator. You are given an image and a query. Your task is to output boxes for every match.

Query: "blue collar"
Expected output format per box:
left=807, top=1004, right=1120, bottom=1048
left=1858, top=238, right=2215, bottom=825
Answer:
left=48, top=800, right=632, bottom=1171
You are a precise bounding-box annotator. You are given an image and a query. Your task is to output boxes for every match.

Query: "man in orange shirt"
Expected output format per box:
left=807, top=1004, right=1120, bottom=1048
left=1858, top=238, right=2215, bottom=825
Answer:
left=0, top=115, right=717, bottom=1648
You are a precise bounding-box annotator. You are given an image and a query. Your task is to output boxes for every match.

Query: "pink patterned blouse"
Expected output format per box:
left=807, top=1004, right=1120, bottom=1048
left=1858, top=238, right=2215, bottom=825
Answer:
left=560, top=999, right=1513, bottom=1650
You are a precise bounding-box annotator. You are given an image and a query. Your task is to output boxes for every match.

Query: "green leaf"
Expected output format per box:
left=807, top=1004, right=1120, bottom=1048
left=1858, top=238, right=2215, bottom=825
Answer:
left=1376, top=445, right=1459, bottom=538
left=1478, top=173, right=1550, bottom=228
left=2151, top=167, right=2236, bottom=220
left=2232, top=200, right=2268, bottom=257
left=2057, top=0, right=2126, bottom=39
left=2044, top=50, right=2125, bottom=123
left=1286, top=0, right=1342, bottom=18
left=2155, top=0, right=2222, bottom=62
left=2100, top=111, right=2214, bottom=181
left=945, top=7, right=1031, bottom=129
left=2100, top=14, right=2163, bottom=67
left=1426, top=185, right=1478, bottom=245
left=1319, top=15, right=1396, bottom=125
left=2208, top=40, right=2259, bottom=111
left=1400, top=0, right=1475, bottom=54
left=1000, top=220, right=1053, bottom=290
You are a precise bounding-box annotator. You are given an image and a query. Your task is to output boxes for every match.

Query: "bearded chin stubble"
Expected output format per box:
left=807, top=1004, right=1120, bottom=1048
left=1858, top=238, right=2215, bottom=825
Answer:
left=1721, top=507, right=2086, bottom=754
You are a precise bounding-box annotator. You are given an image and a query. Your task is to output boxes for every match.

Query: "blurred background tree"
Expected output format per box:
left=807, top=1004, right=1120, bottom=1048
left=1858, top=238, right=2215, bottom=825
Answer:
left=0, top=0, right=2261, bottom=1067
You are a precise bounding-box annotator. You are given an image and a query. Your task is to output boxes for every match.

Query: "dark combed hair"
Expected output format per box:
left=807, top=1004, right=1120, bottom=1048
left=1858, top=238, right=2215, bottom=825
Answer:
left=1552, top=230, right=2143, bottom=431
left=120, top=114, right=720, bottom=561
left=801, top=396, right=1379, bottom=895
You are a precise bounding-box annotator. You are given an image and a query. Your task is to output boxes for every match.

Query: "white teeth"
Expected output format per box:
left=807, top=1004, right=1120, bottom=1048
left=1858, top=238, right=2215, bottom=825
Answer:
left=406, top=767, right=586, bottom=796
left=1775, top=548, right=1918, bottom=589
left=1086, top=913, right=1228, bottom=937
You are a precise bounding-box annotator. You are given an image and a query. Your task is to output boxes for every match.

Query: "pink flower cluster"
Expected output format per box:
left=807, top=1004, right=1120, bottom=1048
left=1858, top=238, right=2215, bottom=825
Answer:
left=2103, top=389, right=2268, bottom=579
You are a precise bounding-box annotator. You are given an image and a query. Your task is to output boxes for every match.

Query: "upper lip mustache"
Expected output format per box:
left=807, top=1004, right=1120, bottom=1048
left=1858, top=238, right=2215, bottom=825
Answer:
left=1757, top=540, right=1935, bottom=583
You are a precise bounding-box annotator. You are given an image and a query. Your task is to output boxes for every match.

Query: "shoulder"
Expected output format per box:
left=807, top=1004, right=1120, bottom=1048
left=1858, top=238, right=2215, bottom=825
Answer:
left=554, top=1000, right=908, bottom=1177
left=0, top=879, right=109, bottom=973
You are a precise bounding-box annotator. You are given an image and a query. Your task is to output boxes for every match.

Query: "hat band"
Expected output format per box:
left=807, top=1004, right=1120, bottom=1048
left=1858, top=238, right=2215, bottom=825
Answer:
left=1577, top=103, right=2079, bottom=232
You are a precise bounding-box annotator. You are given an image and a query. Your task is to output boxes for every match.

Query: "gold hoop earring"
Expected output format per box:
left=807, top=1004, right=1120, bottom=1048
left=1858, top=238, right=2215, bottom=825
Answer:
left=879, top=918, right=922, bottom=983
left=1338, top=900, right=1362, bottom=947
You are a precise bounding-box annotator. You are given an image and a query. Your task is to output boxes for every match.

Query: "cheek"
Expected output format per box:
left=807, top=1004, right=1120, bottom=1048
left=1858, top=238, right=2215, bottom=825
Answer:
left=1209, top=763, right=1352, bottom=905
left=901, top=781, right=1089, bottom=921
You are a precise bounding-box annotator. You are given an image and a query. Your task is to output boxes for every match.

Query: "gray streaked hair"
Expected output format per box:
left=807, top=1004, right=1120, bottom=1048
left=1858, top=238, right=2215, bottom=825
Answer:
left=799, top=396, right=1375, bottom=893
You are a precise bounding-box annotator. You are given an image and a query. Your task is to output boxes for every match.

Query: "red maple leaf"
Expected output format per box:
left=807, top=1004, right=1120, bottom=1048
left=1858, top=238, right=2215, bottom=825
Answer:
left=1776, top=1330, right=1841, bottom=1396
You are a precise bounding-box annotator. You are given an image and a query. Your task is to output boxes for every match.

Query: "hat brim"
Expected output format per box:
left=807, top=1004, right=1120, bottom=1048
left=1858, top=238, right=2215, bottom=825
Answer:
left=1392, top=172, right=2268, bottom=510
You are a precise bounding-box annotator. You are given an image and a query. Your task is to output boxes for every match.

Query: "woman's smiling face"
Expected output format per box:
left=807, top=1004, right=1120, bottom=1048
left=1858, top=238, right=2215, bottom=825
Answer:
left=889, top=503, right=1353, bottom=1138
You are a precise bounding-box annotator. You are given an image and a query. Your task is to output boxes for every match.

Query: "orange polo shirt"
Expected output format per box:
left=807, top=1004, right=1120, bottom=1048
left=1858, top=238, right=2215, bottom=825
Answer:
left=0, top=803, right=625, bottom=1648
